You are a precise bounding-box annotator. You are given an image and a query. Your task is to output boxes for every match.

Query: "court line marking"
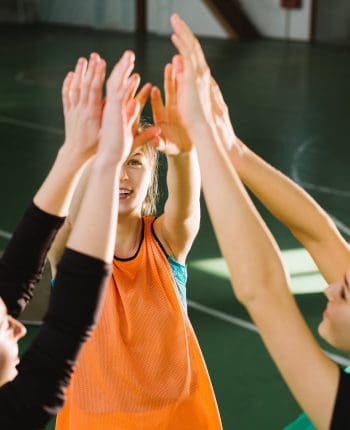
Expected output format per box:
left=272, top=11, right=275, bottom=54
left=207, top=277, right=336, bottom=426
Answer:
left=291, top=139, right=350, bottom=238
left=291, top=140, right=350, bottom=198
left=21, top=301, right=350, bottom=367
left=0, top=115, right=63, bottom=136
left=188, top=299, right=350, bottom=367
left=0, top=229, right=12, bottom=240
left=15, top=71, right=59, bottom=89
left=1, top=129, right=348, bottom=365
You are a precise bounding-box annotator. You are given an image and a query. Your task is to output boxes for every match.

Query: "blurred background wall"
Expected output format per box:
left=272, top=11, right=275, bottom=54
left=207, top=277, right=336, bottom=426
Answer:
left=1, top=0, right=349, bottom=43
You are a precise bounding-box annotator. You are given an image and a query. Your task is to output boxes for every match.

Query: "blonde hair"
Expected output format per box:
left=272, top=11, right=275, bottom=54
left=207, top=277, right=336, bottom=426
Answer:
left=140, top=141, right=159, bottom=216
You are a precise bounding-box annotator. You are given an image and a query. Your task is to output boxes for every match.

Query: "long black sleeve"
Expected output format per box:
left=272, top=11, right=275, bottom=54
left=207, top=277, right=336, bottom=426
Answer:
left=0, top=248, right=111, bottom=429
left=0, top=202, right=65, bottom=317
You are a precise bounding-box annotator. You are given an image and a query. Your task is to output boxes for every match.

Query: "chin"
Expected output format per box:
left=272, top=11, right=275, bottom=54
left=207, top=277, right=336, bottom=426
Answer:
left=318, top=319, right=328, bottom=341
left=0, top=367, right=17, bottom=387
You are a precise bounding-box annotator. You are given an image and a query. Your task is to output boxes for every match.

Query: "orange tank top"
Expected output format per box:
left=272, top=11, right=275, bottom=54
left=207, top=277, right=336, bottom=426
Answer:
left=55, top=217, right=222, bottom=429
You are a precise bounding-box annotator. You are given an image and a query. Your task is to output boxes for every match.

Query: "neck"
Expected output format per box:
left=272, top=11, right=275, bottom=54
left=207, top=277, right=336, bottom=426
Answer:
left=114, top=212, right=143, bottom=259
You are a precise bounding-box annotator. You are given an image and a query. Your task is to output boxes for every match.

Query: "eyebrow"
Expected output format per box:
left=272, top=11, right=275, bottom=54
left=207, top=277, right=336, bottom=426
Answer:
left=130, top=152, right=144, bottom=157
left=344, top=275, right=350, bottom=293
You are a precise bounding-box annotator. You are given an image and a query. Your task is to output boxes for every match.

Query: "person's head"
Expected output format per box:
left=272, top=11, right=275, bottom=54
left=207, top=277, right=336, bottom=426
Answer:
left=0, top=297, right=26, bottom=387
left=118, top=140, right=159, bottom=218
left=318, top=270, right=350, bottom=354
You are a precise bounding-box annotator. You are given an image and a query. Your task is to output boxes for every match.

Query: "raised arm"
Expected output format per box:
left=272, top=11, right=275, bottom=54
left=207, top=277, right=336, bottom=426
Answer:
left=210, top=78, right=350, bottom=284
left=48, top=81, right=160, bottom=274
left=151, top=64, right=201, bottom=263
left=170, top=14, right=340, bottom=430
left=0, top=54, right=106, bottom=316
left=0, top=50, right=142, bottom=429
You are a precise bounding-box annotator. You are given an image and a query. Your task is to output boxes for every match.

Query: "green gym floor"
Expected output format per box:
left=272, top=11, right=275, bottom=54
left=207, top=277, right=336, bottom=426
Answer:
left=1, top=23, right=350, bottom=429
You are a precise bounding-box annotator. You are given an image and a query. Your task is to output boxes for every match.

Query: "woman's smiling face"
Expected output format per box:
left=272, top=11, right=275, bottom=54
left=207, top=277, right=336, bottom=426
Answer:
left=118, top=147, right=154, bottom=217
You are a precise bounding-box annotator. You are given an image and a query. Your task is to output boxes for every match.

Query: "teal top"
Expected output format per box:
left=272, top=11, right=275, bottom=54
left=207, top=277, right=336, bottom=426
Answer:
left=51, top=255, right=188, bottom=312
left=167, top=254, right=188, bottom=313
left=284, top=366, right=350, bottom=430
left=284, top=414, right=316, bottom=430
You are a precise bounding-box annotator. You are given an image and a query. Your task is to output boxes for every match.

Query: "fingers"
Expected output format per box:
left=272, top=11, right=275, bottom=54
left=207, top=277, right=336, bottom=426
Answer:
left=150, top=137, right=167, bottom=152
left=172, top=55, right=184, bottom=79
left=124, top=73, right=141, bottom=107
left=70, top=57, right=88, bottom=105
left=171, top=33, right=192, bottom=63
left=88, top=58, right=107, bottom=108
left=210, top=77, right=231, bottom=121
left=133, top=125, right=161, bottom=149
left=125, top=99, right=141, bottom=129
left=210, top=77, right=223, bottom=114
left=164, top=63, right=176, bottom=106
left=131, top=82, right=152, bottom=134
left=106, top=50, right=136, bottom=99
left=171, top=14, right=195, bottom=43
left=124, top=72, right=141, bottom=103
left=62, top=71, right=74, bottom=114
left=135, top=82, right=152, bottom=113
left=150, top=138, right=180, bottom=156
left=150, top=86, right=165, bottom=123
left=170, top=14, right=209, bottom=77
left=80, top=53, right=99, bottom=104
left=63, top=53, right=107, bottom=114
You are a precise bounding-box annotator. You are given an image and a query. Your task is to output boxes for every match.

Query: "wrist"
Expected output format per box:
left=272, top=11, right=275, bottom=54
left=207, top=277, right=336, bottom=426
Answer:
left=230, top=139, right=249, bottom=177
left=92, top=150, right=124, bottom=171
left=166, top=146, right=195, bottom=161
left=58, top=142, right=91, bottom=169
left=187, top=122, right=219, bottom=149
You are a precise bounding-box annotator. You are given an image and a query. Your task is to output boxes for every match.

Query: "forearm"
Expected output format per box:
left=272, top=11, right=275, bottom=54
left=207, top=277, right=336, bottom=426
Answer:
left=33, top=144, right=88, bottom=217
left=230, top=141, right=336, bottom=243
left=164, top=149, right=201, bottom=221
left=48, top=160, right=93, bottom=276
left=191, top=126, right=287, bottom=304
left=0, top=204, right=64, bottom=317
left=0, top=249, right=111, bottom=428
left=67, top=153, right=122, bottom=263
left=229, top=141, right=350, bottom=282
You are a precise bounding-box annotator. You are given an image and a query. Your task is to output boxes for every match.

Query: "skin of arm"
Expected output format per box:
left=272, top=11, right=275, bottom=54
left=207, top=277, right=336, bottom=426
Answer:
left=170, top=14, right=340, bottom=430
left=209, top=78, right=350, bottom=284
left=48, top=81, right=160, bottom=273
left=47, top=164, right=90, bottom=277
left=34, top=54, right=106, bottom=218
left=151, top=64, right=201, bottom=263
left=66, top=51, right=142, bottom=261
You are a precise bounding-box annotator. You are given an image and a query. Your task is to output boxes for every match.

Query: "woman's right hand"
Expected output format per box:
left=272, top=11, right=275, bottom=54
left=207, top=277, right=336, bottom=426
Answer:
left=170, top=14, right=213, bottom=130
left=98, top=51, right=142, bottom=165
left=61, top=53, right=106, bottom=163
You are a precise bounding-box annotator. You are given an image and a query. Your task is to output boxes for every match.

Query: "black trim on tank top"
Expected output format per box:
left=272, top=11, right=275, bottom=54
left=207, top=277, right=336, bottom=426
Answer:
left=150, top=217, right=168, bottom=258
left=114, top=218, right=145, bottom=261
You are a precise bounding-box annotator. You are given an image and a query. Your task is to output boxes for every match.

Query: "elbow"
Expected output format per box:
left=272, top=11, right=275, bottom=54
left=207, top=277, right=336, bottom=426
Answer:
left=229, top=265, right=290, bottom=307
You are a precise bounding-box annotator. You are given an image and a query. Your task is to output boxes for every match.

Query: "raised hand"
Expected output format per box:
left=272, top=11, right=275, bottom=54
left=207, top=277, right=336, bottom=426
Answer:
left=210, top=78, right=238, bottom=151
left=169, top=14, right=212, bottom=128
left=131, top=83, right=161, bottom=149
left=98, top=50, right=142, bottom=164
left=62, top=53, right=106, bottom=162
left=150, top=63, right=193, bottom=155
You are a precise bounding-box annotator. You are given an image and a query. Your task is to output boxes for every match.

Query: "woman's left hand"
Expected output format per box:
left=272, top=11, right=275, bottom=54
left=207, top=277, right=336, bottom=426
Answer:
left=150, top=63, right=193, bottom=156
left=131, top=83, right=161, bottom=149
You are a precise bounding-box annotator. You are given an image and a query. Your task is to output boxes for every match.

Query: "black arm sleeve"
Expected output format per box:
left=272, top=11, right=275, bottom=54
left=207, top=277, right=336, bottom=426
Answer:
left=0, top=248, right=111, bottom=430
left=0, top=202, right=65, bottom=317
left=331, top=367, right=350, bottom=429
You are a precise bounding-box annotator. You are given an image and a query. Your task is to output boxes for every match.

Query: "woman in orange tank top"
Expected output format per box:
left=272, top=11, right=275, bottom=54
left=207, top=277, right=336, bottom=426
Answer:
left=49, top=58, right=222, bottom=429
